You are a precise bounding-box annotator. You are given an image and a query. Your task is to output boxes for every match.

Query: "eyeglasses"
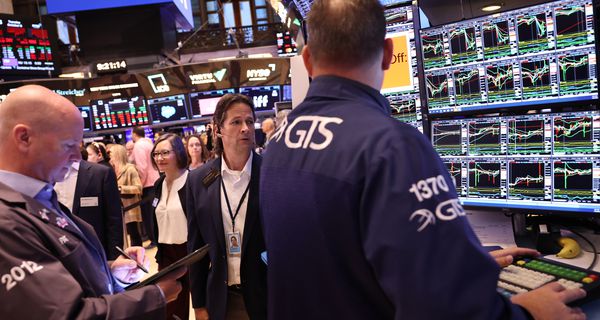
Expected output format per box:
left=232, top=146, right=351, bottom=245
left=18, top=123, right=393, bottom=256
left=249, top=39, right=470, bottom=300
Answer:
left=152, top=150, right=173, bottom=158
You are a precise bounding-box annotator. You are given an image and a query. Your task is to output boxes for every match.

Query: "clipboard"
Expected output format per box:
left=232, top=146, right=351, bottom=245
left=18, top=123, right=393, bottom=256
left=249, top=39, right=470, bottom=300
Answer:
left=126, top=244, right=210, bottom=290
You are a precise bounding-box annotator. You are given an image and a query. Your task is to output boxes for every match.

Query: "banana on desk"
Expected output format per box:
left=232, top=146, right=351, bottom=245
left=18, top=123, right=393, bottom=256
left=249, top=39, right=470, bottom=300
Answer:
left=556, top=236, right=581, bottom=259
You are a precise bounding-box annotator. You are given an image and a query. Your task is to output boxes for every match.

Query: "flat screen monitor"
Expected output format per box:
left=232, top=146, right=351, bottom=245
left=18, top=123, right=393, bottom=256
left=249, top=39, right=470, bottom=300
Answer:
left=147, top=94, right=189, bottom=124
left=0, top=16, right=56, bottom=75
left=91, top=96, right=149, bottom=131
left=239, top=85, right=281, bottom=112
left=78, top=106, right=93, bottom=132
left=188, top=88, right=236, bottom=118
left=432, top=110, right=600, bottom=214
left=382, top=4, right=424, bottom=133
left=420, top=0, right=599, bottom=115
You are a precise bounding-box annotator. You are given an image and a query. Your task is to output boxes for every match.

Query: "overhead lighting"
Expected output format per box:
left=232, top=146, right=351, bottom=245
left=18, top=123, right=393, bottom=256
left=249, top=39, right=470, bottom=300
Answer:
left=481, top=3, right=503, bottom=11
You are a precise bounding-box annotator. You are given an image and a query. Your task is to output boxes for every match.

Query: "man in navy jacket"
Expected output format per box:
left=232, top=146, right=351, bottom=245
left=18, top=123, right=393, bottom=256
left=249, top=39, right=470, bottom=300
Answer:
left=259, top=0, right=586, bottom=319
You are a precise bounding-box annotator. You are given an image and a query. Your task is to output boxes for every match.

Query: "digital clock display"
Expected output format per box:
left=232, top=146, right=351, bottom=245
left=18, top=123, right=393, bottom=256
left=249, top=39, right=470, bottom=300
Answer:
left=95, top=60, right=127, bottom=74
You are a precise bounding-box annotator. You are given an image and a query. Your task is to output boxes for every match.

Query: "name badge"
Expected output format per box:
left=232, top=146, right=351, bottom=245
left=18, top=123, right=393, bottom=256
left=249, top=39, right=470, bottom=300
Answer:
left=152, top=198, right=159, bottom=208
left=80, top=197, right=98, bottom=207
left=227, top=232, right=241, bottom=255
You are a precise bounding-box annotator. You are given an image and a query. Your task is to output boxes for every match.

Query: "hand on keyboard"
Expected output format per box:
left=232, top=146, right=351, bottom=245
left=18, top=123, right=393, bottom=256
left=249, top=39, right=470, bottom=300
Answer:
left=511, top=282, right=587, bottom=320
left=490, top=247, right=541, bottom=268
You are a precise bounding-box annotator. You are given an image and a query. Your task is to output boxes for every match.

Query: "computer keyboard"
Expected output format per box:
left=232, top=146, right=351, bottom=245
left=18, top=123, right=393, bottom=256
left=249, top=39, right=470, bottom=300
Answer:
left=497, top=256, right=600, bottom=305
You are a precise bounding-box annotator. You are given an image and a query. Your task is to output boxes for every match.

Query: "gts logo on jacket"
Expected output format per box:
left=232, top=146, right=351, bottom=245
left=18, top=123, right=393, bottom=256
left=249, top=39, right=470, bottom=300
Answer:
left=274, top=116, right=343, bottom=150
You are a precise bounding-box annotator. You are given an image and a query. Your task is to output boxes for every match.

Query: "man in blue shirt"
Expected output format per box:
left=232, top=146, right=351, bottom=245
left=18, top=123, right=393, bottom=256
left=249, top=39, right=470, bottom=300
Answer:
left=0, top=85, right=184, bottom=319
left=260, top=0, right=586, bottom=319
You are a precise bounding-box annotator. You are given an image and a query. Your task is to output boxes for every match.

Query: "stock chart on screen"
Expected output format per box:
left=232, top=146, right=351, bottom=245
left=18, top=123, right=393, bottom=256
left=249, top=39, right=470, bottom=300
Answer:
left=432, top=110, right=600, bottom=213
left=420, top=0, right=598, bottom=114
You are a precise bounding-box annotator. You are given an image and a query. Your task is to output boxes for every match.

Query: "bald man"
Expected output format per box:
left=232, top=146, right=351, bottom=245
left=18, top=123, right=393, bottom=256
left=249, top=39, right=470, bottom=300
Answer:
left=261, top=118, right=275, bottom=149
left=0, top=85, right=184, bottom=319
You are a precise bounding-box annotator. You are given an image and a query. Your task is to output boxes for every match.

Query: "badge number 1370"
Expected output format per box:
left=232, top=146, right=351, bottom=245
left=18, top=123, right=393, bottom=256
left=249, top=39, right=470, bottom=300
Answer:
left=2, top=261, right=44, bottom=291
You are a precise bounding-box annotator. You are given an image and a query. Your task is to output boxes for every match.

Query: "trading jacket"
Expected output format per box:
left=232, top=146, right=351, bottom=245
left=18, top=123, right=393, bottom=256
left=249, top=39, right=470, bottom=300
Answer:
left=0, top=181, right=166, bottom=319
left=260, top=75, right=529, bottom=320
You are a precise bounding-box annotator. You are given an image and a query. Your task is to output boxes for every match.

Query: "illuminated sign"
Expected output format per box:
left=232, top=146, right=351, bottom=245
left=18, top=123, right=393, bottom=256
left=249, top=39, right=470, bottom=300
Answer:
left=247, top=64, right=277, bottom=81
left=54, top=88, right=86, bottom=97
left=148, top=74, right=170, bottom=93
left=188, top=68, right=228, bottom=85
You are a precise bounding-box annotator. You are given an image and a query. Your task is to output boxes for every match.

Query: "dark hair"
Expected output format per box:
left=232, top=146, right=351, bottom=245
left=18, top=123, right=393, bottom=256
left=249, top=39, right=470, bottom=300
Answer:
left=212, top=94, right=255, bottom=156
left=86, top=142, right=109, bottom=162
left=185, top=134, right=210, bottom=164
left=307, top=0, right=386, bottom=67
left=150, top=133, right=188, bottom=171
left=132, top=126, right=146, bottom=138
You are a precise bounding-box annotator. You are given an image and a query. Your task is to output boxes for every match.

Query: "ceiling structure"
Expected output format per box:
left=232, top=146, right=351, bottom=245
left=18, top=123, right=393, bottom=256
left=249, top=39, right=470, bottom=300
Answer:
left=418, top=0, right=555, bottom=26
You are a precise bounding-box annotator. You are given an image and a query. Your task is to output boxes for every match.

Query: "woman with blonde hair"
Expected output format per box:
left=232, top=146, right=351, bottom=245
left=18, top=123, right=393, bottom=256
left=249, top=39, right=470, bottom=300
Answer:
left=109, top=144, right=144, bottom=247
left=185, top=134, right=211, bottom=170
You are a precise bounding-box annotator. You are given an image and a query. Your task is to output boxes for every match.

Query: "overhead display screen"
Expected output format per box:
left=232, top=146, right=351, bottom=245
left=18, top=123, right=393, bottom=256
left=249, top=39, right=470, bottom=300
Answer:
left=239, top=85, right=281, bottom=112
left=78, top=106, right=93, bottom=132
left=147, top=94, right=189, bottom=124
left=91, top=96, right=149, bottom=130
left=188, top=88, right=236, bottom=118
left=0, top=16, right=55, bottom=74
left=420, top=0, right=598, bottom=114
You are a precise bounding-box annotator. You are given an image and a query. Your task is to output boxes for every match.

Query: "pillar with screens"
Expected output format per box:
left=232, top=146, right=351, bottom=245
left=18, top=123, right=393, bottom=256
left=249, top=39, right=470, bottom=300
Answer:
left=382, top=3, right=425, bottom=132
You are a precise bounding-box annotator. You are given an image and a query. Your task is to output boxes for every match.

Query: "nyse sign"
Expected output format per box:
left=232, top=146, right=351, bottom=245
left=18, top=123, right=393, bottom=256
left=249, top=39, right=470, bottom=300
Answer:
left=247, top=64, right=277, bottom=81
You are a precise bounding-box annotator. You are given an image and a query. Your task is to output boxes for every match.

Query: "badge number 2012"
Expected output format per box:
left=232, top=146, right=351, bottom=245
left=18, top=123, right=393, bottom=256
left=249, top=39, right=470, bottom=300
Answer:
left=2, top=261, right=43, bottom=291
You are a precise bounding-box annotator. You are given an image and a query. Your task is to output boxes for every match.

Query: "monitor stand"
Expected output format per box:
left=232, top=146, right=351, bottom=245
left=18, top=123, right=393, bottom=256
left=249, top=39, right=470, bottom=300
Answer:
left=513, top=213, right=562, bottom=254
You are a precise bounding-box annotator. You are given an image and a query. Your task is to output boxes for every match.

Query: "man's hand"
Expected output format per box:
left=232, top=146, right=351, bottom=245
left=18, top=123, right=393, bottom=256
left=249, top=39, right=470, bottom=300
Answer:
left=155, top=266, right=187, bottom=303
left=511, top=282, right=586, bottom=320
left=490, top=247, right=540, bottom=267
left=111, top=246, right=149, bottom=283
left=195, top=307, right=209, bottom=320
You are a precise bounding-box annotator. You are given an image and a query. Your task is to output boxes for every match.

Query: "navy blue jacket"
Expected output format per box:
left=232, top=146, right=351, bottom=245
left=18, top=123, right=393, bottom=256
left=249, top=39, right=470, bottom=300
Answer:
left=73, top=160, right=123, bottom=260
left=260, top=76, right=527, bottom=320
left=186, top=154, right=267, bottom=320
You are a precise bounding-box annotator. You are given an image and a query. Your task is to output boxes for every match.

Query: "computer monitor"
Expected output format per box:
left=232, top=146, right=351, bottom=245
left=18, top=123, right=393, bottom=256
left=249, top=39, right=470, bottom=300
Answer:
left=188, top=88, right=236, bottom=118
left=420, top=0, right=599, bottom=115
left=239, top=85, right=281, bottom=112
left=432, top=110, right=600, bottom=214
left=91, top=96, right=149, bottom=131
left=147, top=94, right=189, bottom=124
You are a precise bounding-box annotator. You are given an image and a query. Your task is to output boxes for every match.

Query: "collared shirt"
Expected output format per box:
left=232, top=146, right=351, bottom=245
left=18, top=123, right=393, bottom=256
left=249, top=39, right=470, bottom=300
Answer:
left=54, top=162, right=80, bottom=212
left=156, top=170, right=189, bottom=244
left=133, top=138, right=160, bottom=188
left=0, top=169, right=47, bottom=198
left=0, top=169, right=83, bottom=235
left=220, top=152, right=252, bottom=285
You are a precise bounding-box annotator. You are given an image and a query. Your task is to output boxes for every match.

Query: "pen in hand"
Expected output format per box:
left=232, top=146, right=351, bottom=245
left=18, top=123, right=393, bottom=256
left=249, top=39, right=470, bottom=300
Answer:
left=115, top=246, right=149, bottom=273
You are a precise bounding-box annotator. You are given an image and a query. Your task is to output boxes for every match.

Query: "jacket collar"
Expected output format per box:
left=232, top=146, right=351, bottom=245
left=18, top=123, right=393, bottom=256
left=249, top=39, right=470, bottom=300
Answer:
left=304, top=75, right=391, bottom=116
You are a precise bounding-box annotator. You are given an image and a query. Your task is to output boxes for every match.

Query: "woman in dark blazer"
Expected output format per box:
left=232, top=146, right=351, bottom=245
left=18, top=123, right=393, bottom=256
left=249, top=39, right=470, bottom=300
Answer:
left=150, top=133, right=191, bottom=320
left=186, top=94, right=267, bottom=320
